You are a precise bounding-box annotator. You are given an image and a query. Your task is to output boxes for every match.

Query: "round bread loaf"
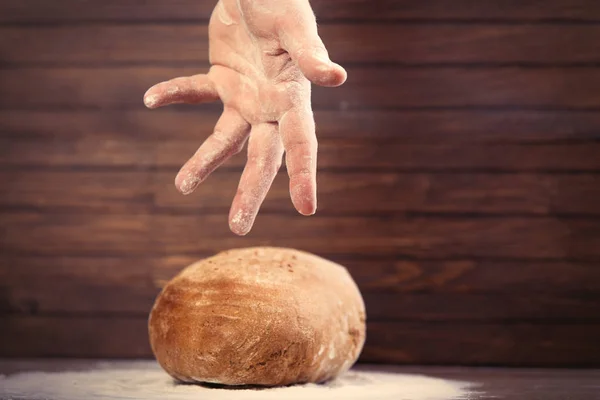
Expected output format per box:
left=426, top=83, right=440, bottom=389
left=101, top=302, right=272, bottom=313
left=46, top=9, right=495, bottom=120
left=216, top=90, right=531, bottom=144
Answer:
left=148, top=247, right=366, bottom=387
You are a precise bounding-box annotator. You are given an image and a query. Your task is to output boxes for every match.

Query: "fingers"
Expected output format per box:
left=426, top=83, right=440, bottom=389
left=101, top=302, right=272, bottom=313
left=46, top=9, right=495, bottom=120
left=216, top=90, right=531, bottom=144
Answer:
left=175, top=108, right=250, bottom=195
left=279, top=107, right=317, bottom=216
left=143, top=74, right=219, bottom=109
left=229, top=123, right=284, bottom=236
left=278, top=5, right=347, bottom=87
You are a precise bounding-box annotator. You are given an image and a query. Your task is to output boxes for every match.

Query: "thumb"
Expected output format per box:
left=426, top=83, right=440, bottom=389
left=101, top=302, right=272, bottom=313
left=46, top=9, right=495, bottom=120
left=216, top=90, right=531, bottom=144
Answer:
left=278, top=9, right=347, bottom=87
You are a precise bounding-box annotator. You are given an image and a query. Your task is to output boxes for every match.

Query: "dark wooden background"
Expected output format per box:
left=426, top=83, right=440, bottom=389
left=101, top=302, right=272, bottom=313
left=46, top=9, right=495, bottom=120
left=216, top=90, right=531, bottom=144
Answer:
left=1, top=0, right=599, bottom=367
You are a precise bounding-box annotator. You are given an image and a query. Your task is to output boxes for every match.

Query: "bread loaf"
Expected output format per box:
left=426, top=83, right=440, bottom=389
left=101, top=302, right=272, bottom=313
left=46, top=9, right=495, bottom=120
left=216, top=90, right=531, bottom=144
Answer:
left=148, top=247, right=366, bottom=386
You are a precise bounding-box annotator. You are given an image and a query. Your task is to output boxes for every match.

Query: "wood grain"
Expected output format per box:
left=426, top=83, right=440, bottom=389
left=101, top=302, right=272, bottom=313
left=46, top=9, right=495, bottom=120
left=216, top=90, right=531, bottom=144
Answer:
left=1, top=170, right=599, bottom=215
left=3, top=67, right=600, bottom=109
left=340, top=259, right=600, bottom=294
left=362, top=293, right=600, bottom=321
left=0, top=171, right=155, bottom=212
left=156, top=141, right=600, bottom=171
left=1, top=0, right=599, bottom=22
left=5, top=24, right=600, bottom=65
left=3, top=109, right=600, bottom=142
left=4, top=256, right=599, bottom=297
left=2, top=0, right=600, bottom=366
left=3, top=280, right=598, bottom=321
left=361, top=322, right=600, bottom=366
left=153, top=214, right=600, bottom=259
left=1, top=212, right=598, bottom=259
left=2, top=137, right=599, bottom=171
left=0, top=213, right=153, bottom=256
left=154, top=171, right=600, bottom=215
left=0, top=316, right=152, bottom=358
left=4, top=256, right=599, bottom=321
left=2, top=316, right=599, bottom=366
left=0, top=137, right=156, bottom=168
left=3, top=288, right=598, bottom=322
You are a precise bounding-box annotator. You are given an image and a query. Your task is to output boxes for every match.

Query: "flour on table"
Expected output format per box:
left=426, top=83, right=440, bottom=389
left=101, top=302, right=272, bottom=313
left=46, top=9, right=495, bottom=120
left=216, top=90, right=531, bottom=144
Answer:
left=0, top=362, right=475, bottom=400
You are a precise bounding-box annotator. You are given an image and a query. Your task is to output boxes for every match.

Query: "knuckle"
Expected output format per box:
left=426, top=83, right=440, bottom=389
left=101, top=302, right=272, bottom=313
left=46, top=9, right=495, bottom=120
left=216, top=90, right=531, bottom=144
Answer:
left=231, top=144, right=245, bottom=155
left=211, top=130, right=228, bottom=144
left=211, top=130, right=245, bottom=154
left=292, top=167, right=312, bottom=177
left=230, top=140, right=246, bottom=155
left=286, top=138, right=317, bottom=153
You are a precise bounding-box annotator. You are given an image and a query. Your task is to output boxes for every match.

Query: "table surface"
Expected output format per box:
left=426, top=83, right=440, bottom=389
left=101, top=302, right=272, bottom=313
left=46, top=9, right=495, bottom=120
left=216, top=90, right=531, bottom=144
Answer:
left=1, top=359, right=599, bottom=400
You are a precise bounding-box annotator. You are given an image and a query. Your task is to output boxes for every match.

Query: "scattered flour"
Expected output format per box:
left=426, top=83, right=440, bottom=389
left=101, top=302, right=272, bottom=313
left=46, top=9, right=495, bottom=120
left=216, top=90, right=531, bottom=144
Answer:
left=0, top=362, right=475, bottom=400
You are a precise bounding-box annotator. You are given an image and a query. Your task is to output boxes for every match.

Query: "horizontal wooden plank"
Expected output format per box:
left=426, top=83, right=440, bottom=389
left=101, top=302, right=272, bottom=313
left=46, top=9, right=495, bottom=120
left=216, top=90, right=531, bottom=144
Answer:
left=0, top=316, right=152, bottom=358
left=2, top=137, right=600, bottom=171
left=341, top=259, right=600, bottom=294
left=3, top=67, right=600, bottom=109
left=3, top=256, right=600, bottom=324
left=3, top=288, right=598, bottom=322
left=4, top=256, right=599, bottom=297
left=1, top=0, right=599, bottom=22
left=361, top=322, right=600, bottom=366
left=0, top=255, right=160, bottom=313
left=363, top=292, right=600, bottom=321
left=155, top=171, right=600, bottom=214
left=157, top=141, right=600, bottom=171
left=0, top=283, right=158, bottom=316
left=5, top=24, right=600, bottom=65
left=4, top=256, right=599, bottom=321
left=3, top=280, right=597, bottom=321
left=3, top=110, right=600, bottom=143
left=0, top=170, right=156, bottom=212
left=1, top=213, right=598, bottom=259
left=2, top=317, right=599, bottom=366
left=0, top=213, right=153, bottom=255
left=155, top=215, right=600, bottom=259
left=0, top=137, right=157, bottom=167
left=2, top=170, right=598, bottom=215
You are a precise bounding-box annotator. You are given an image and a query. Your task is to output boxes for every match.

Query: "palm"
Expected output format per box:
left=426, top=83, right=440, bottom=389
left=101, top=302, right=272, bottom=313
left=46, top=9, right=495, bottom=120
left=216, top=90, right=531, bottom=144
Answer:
left=209, top=0, right=308, bottom=125
left=144, top=0, right=346, bottom=235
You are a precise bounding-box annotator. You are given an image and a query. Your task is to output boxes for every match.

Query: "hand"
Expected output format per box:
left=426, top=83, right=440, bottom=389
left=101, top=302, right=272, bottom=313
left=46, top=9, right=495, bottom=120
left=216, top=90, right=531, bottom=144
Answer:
left=143, top=0, right=346, bottom=235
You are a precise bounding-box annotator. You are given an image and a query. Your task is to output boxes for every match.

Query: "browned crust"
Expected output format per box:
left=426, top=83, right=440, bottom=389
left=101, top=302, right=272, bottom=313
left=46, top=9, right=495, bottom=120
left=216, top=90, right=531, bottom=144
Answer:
left=148, top=247, right=366, bottom=386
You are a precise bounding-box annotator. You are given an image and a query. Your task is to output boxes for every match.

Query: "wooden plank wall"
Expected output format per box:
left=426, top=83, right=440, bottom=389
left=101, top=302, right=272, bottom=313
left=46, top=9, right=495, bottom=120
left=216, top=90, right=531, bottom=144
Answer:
left=1, top=0, right=600, bottom=366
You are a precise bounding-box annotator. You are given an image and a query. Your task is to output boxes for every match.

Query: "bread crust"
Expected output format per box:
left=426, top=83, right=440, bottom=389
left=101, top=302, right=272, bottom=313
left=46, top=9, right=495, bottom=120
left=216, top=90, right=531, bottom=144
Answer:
left=148, top=247, right=366, bottom=386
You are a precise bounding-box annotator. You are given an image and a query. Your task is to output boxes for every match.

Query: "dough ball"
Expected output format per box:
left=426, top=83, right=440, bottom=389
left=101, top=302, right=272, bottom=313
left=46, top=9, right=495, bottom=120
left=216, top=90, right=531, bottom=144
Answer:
left=148, top=247, right=366, bottom=387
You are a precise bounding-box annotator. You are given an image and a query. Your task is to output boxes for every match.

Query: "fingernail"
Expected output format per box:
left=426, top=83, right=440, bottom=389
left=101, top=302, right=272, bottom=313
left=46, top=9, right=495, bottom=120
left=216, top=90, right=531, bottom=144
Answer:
left=301, top=207, right=316, bottom=216
left=176, top=173, right=201, bottom=195
left=144, top=94, right=159, bottom=108
left=229, top=209, right=254, bottom=236
left=295, top=199, right=317, bottom=216
left=179, top=180, right=199, bottom=195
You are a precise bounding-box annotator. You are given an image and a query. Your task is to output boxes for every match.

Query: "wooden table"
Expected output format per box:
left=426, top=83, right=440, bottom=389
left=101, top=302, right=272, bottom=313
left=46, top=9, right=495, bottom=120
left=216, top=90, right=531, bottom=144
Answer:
left=1, top=359, right=599, bottom=399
